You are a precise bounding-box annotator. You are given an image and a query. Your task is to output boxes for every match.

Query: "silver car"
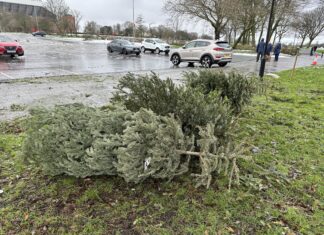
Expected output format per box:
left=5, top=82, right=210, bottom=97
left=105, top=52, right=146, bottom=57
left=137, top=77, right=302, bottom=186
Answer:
left=107, top=39, right=141, bottom=56
left=170, top=40, right=232, bottom=68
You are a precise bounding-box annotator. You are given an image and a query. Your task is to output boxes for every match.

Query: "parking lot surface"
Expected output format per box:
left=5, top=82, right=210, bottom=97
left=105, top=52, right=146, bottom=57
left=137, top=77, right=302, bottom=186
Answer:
left=2, top=33, right=323, bottom=81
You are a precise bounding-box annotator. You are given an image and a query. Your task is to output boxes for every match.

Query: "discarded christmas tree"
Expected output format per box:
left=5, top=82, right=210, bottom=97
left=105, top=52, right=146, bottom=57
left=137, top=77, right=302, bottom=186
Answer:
left=22, top=70, right=258, bottom=188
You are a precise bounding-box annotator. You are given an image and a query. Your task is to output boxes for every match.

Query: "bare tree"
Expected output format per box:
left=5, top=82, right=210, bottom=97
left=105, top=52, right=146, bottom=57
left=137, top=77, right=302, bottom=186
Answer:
left=84, top=21, right=100, bottom=35
left=43, top=0, right=70, bottom=34
left=273, top=16, right=290, bottom=43
left=305, top=6, right=324, bottom=46
left=136, top=15, right=146, bottom=37
left=231, top=0, right=265, bottom=48
left=167, top=13, right=183, bottom=42
left=292, top=6, right=324, bottom=47
left=266, top=0, right=305, bottom=38
left=291, top=15, right=310, bottom=47
left=164, top=0, right=232, bottom=39
left=70, top=9, right=82, bottom=33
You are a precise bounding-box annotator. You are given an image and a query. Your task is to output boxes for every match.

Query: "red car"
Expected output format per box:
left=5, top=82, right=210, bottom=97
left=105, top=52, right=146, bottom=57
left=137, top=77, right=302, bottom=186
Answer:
left=0, top=35, right=24, bottom=58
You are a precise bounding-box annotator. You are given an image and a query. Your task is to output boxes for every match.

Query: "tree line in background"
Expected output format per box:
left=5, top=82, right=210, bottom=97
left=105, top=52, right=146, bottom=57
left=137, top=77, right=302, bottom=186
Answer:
left=164, top=0, right=324, bottom=48
left=1, top=0, right=323, bottom=48
left=83, top=14, right=207, bottom=42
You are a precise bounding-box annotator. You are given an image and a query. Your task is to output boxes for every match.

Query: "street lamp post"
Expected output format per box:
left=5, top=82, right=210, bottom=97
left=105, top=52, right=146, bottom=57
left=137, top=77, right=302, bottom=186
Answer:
left=34, top=6, right=39, bottom=31
left=259, top=0, right=276, bottom=78
left=133, top=0, right=135, bottom=41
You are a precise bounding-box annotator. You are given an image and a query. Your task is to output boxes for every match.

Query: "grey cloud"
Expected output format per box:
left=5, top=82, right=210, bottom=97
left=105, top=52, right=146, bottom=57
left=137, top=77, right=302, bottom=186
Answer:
left=66, top=0, right=167, bottom=26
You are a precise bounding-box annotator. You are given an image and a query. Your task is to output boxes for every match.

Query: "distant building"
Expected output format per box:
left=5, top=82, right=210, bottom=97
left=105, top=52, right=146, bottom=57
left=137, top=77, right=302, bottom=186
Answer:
left=0, top=0, right=52, bottom=17
left=62, top=14, right=76, bottom=33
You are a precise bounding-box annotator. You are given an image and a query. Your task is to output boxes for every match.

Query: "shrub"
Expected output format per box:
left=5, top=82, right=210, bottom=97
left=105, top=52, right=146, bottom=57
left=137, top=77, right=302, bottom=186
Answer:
left=234, top=44, right=255, bottom=51
left=184, top=70, right=258, bottom=113
left=281, top=46, right=299, bottom=56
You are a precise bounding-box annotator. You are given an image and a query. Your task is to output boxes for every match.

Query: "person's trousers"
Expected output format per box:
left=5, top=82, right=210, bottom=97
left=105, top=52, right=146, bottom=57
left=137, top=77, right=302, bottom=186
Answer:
left=256, top=53, right=262, bottom=62
left=274, top=54, right=279, bottom=61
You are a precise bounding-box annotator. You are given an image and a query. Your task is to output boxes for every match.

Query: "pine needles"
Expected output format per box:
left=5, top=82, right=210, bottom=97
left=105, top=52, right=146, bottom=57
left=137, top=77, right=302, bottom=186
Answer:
left=23, top=70, right=259, bottom=189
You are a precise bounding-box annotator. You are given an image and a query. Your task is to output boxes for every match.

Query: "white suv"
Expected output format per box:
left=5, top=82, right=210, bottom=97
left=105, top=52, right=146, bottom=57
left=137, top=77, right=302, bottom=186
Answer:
left=170, top=40, right=232, bottom=68
left=141, top=38, right=171, bottom=55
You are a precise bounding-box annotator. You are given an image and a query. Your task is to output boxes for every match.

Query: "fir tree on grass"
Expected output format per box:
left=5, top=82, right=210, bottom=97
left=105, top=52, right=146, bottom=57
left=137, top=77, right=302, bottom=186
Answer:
left=115, top=109, right=191, bottom=184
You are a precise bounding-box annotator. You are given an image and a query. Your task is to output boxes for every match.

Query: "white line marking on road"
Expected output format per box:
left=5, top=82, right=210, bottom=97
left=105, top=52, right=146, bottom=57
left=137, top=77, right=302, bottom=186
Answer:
left=57, top=69, right=79, bottom=75
left=0, top=72, right=14, bottom=80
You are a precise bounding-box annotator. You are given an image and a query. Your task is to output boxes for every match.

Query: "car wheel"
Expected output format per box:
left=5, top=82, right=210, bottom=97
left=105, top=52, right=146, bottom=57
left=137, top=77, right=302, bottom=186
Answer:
left=108, top=47, right=113, bottom=53
left=218, top=62, right=227, bottom=67
left=201, top=55, right=212, bottom=68
left=171, top=54, right=181, bottom=66
left=141, top=46, right=146, bottom=53
left=155, top=48, right=160, bottom=54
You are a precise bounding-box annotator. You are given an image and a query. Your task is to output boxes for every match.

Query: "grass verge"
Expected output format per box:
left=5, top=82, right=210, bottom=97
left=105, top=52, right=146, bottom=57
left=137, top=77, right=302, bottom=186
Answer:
left=0, top=67, right=323, bottom=234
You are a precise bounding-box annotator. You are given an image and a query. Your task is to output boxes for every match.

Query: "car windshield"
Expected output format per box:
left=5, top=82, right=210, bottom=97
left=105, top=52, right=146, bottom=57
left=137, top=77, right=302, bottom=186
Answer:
left=0, top=36, right=12, bottom=42
left=216, top=41, right=231, bottom=48
left=155, top=39, right=165, bottom=44
left=121, top=40, right=133, bottom=45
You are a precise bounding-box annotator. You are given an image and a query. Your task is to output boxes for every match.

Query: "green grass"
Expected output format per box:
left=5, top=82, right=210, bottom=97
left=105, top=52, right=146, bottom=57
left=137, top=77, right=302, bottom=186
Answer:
left=0, top=67, right=323, bottom=234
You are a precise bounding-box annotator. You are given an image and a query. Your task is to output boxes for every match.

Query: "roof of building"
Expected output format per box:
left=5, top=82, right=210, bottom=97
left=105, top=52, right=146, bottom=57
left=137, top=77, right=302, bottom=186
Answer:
left=0, top=0, right=44, bottom=7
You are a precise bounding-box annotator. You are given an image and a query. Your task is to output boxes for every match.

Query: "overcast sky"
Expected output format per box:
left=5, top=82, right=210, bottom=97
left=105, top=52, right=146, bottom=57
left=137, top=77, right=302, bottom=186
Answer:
left=65, top=0, right=211, bottom=34
left=66, top=0, right=167, bottom=27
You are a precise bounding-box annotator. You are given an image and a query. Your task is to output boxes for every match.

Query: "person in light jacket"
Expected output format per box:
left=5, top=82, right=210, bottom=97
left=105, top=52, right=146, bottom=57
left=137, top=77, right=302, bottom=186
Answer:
left=274, top=42, right=282, bottom=62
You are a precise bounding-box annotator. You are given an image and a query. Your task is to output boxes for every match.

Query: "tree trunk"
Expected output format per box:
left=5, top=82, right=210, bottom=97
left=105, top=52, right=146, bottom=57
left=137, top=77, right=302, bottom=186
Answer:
left=252, top=26, right=256, bottom=46
left=234, top=29, right=237, bottom=42
left=233, top=29, right=249, bottom=49
left=258, top=20, right=266, bottom=43
left=214, top=27, right=221, bottom=40
left=228, top=30, right=232, bottom=44
left=272, top=30, right=277, bottom=45
left=307, top=38, right=315, bottom=48
left=300, top=37, right=306, bottom=48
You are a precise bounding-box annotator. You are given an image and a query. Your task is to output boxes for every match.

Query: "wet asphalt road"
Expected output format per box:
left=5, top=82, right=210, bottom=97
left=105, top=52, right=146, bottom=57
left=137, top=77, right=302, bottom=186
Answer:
left=0, top=33, right=323, bottom=81
left=0, top=33, right=263, bottom=81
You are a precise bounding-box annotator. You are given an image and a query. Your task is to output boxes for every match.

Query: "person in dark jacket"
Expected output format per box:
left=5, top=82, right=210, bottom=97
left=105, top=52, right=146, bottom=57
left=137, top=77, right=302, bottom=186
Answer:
left=266, top=43, right=273, bottom=55
left=265, top=42, right=273, bottom=61
left=274, top=42, right=282, bottom=62
left=256, top=38, right=265, bottom=62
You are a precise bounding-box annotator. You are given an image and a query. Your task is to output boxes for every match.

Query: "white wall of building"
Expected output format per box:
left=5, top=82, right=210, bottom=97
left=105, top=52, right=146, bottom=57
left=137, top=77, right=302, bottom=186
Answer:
left=0, top=0, right=43, bottom=7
